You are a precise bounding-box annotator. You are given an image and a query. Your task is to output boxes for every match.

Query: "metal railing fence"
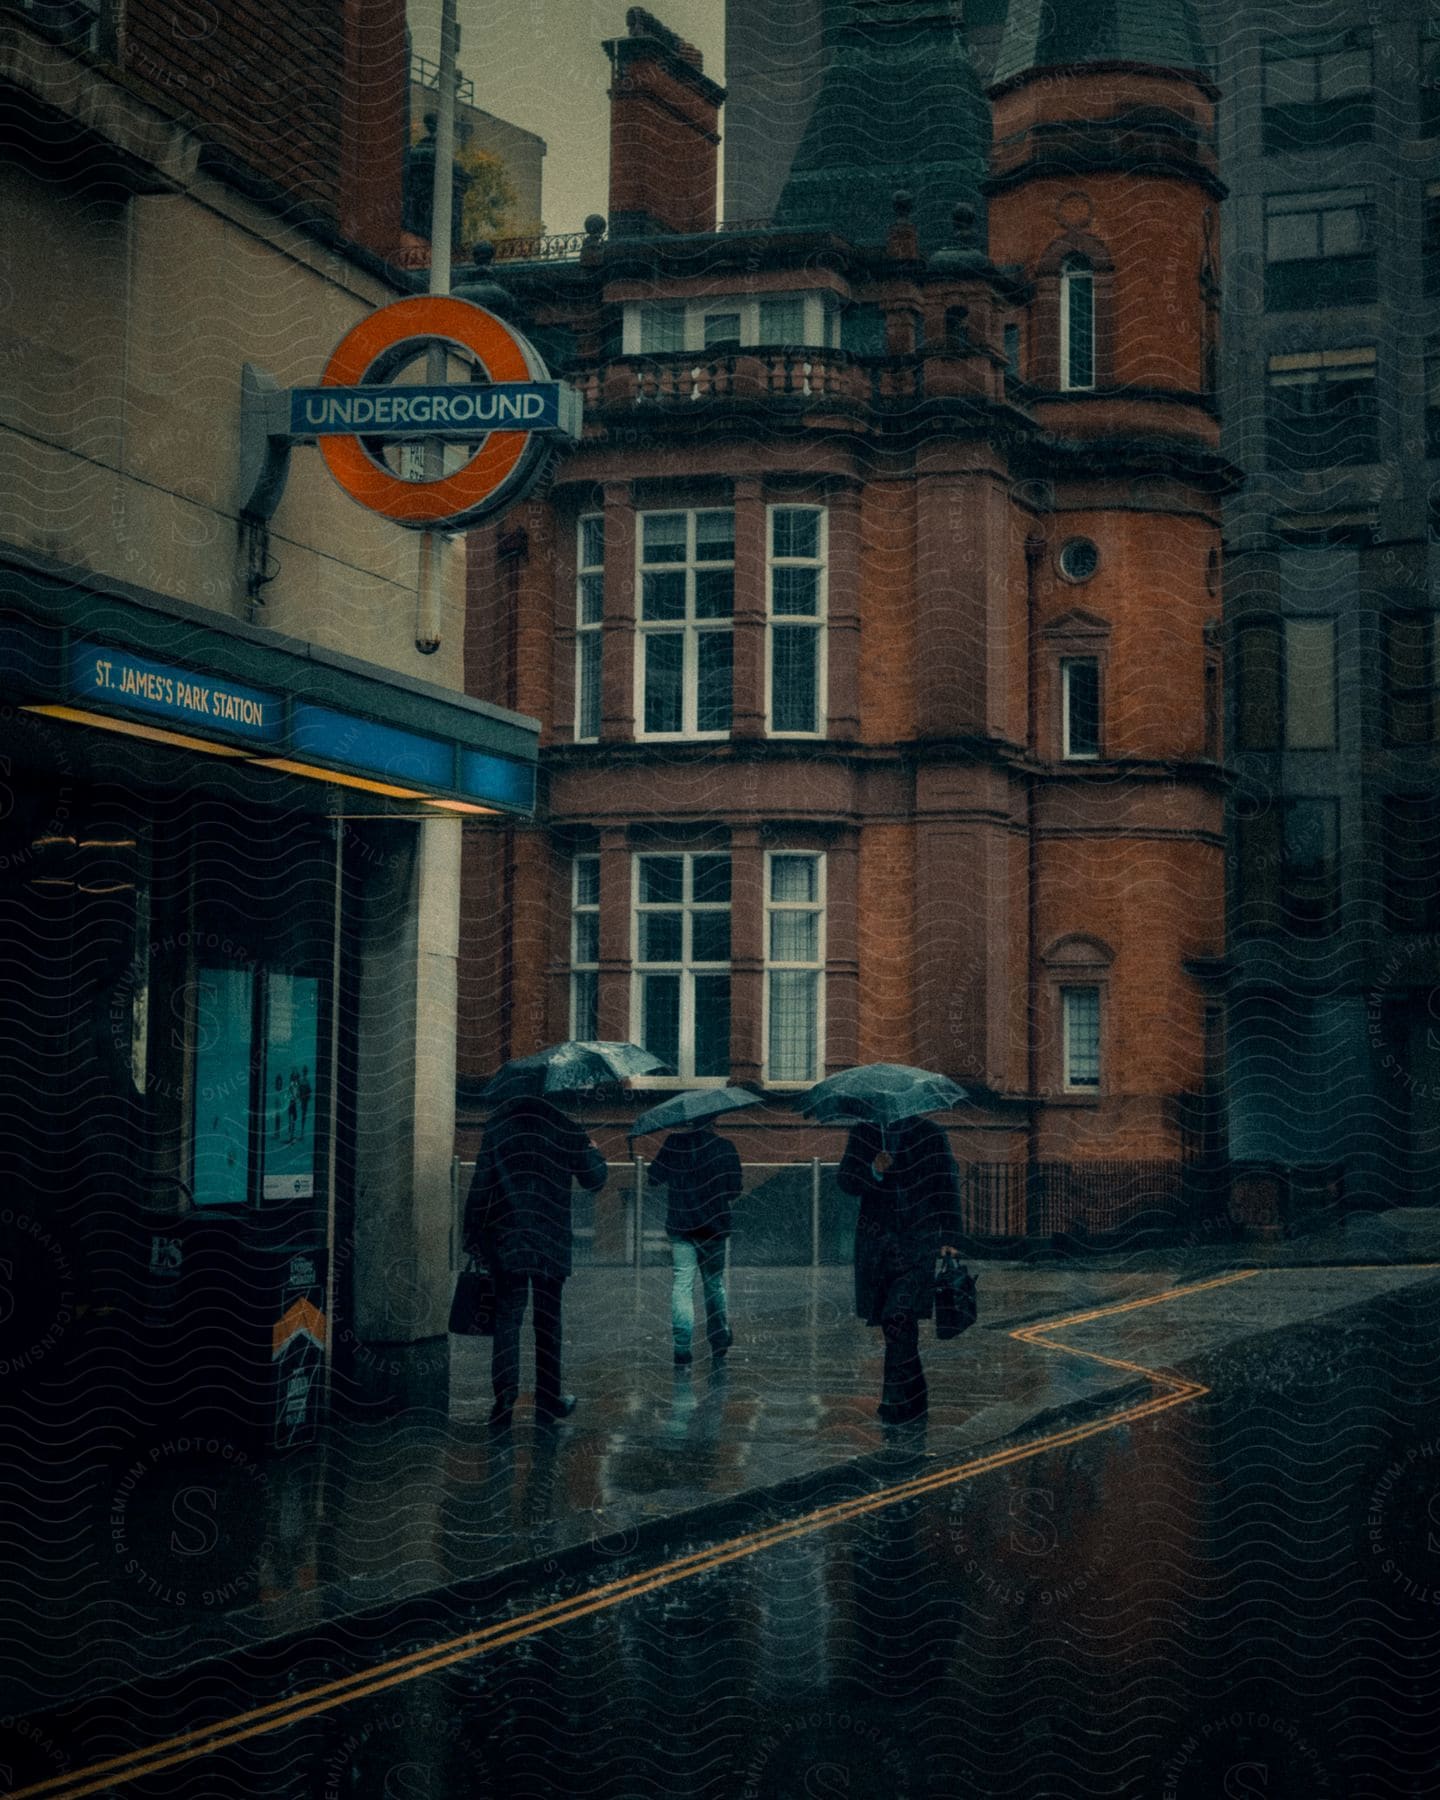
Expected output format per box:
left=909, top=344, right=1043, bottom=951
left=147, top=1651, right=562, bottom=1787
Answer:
left=448, top=1157, right=1304, bottom=1270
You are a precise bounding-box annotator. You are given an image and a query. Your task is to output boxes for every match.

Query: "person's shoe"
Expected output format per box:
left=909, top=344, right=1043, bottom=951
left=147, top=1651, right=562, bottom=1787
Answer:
left=535, top=1393, right=577, bottom=1423
left=711, top=1328, right=733, bottom=1360
left=488, top=1396, right=516, bottom=1430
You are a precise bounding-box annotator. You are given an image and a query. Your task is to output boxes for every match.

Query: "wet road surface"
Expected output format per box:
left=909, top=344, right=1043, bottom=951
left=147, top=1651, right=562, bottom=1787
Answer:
left=7, top=1263, right=1440, bottom=1798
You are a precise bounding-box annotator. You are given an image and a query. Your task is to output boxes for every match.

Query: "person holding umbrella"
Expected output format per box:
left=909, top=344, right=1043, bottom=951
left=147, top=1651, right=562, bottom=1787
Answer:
left=465, top=1041, right=657, bottom=1428
left=807, top=1065, right=966, bottom=1427
left=634, top=1088, right=755, bottom=1368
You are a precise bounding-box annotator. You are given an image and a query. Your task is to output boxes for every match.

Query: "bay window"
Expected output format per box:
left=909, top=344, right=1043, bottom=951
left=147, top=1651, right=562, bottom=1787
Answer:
left=765, top=853, right=825, bottom=1083
left=632, top=853, right=731, bottom=1080
left=637, top=510, right=734, bottom=738
left=575, top=515, right=604, bottom=742
left=768, top=506, right=826, bottom=734
left=570, top=856, right=600, bottom=1039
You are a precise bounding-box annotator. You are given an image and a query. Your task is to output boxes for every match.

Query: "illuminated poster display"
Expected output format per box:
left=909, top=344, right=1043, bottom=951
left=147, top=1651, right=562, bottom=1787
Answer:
left=261, top=973, right=319, bottom=1201
left=191, top=967, right=255, bottom=1207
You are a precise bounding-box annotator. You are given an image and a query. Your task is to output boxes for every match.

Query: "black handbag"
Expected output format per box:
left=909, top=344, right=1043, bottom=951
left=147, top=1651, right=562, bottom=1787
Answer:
left=448, top=1257, right=497, bottom=1336
left=934, top=1255, right=977, bottom=1340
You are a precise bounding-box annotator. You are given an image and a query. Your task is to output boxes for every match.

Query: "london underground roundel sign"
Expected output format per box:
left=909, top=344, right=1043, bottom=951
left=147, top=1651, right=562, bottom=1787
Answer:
left=286, top=295, right=582, bottom=531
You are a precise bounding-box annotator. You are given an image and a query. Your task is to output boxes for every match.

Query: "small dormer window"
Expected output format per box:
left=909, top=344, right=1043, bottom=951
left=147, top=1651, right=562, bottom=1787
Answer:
left=1059, top=256, right=1095, bottom=391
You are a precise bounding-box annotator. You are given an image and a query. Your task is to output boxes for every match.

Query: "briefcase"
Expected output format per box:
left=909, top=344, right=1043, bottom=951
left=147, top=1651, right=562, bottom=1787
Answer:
left=935, top=1256, right=978, bottom=1340
left=448, top=1258, right=497, bottom=1336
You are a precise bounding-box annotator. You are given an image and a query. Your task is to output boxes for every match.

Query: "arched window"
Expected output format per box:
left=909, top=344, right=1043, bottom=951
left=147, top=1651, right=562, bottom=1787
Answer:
left=1059, top=255, right=1095, bottom=392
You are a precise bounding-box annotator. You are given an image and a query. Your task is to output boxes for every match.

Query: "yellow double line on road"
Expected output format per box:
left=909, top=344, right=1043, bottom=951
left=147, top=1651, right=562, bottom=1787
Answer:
left=10, top=1268, right=1264, bottom=1799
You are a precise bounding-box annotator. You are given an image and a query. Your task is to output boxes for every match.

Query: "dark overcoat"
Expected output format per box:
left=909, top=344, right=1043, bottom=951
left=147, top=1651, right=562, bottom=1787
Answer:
left=647, top=1127, right=741, bottom=1239
left=464, top=1096, right=607, bottom=1282
left=838, top=1117, right=962, bottom=1325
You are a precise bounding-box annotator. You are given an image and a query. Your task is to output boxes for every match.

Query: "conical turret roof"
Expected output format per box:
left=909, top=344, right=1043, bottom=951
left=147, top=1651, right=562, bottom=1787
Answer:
left=773, top=0, right=989, bottom=255
left=990, top=0, right=1208, bottom=89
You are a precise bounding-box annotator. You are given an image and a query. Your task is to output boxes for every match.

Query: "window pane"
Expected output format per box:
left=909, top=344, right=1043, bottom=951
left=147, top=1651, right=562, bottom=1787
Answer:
left=1064, top=270, right=1094, bottom=389
left=1284, top=617, right=1336, bottom=748
left=692, top=855, right=732, bottom=904
left=1323, top=205, right=1366, bottom=256
left=580, top=516, right=604, bottom=569
left=691, top=911, right=732, bottom=963
left=640, top=306, right=685, bottom=353
left=695, top=510, right=735, bottom=561
left=704, top=312, right=741, bottom=348
left=771, top=854, right=817, bottom=903
left=772, top=566, right=819, bottom=616
left=1063, top=988, right=1101, bottom=1087
left=572, top=972, right=598, bottom=1041
left=769, top=970, right=818, bottom=1081
left=1063, top=658, right=1100, bottom=756
left=1263, top=54, right=1312, bottom=105
left=640, top=857, right=684, bottom=904
left=641, top=571, right=686, bottom=622
left=641, top=974, right=681, bottom=1074
left=579, top=571, right=604, bottom=627
left=1319, top=48, right=1369, bottom=97
left=759, top=297, right=805, bottom=343
left=1236, top=622, right=1283, bottom=749
left=693, top=975, right=731, bottom=1078
left=696, top=630, right=734, bottom=733
left=642, top=514, right=688, bottom=564
left=641, top=910, right=683, bottom=962
left=577, top=633, right=602, bottom=740
left=773, top=508, right=820, bottom=560
left=772, top=627, right=819, bottom=733
left=574, top=912, right=599, bottom=965
left=695, top=569, right=735, bottom=619
left=575, top=858, right=600, bottom=907
left=1266, top=211, right=1319, bottom=262
left=643, top=633, right=684, bottom=732
left=770, top=911, right=818, bottom=962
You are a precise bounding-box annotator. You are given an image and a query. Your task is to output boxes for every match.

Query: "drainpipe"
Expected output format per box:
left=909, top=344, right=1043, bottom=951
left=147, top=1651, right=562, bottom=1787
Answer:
left=416, top=0, right=459, bottom=654
left=1024, top=532, right=1046, bottom=1225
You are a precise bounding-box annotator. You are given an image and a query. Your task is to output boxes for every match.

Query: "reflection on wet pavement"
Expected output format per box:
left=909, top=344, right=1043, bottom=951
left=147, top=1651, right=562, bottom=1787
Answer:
left=7, top=1266, right=1440, bottom=1798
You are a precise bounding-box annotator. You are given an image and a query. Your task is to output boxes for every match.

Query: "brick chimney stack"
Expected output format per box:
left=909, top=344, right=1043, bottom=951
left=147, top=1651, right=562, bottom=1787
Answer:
left=604, top=7, right=726, bottom=237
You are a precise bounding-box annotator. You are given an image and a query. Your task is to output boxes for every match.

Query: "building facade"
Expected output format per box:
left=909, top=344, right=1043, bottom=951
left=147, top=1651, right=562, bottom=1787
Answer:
left=0, top=0, right=538, bottom=1443
left=457, top=0, right=1231, bottom=1227
left=1193, top=0, right=1440, bottom=1208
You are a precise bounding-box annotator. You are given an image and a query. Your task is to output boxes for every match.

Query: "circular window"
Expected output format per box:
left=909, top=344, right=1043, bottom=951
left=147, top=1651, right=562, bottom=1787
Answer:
left=1058, top=537, right=1099, bottom=583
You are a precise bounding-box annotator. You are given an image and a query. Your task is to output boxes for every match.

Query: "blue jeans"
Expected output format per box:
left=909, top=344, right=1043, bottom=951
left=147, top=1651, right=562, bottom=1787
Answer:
left=670, top=1234, right=728, bottom=1355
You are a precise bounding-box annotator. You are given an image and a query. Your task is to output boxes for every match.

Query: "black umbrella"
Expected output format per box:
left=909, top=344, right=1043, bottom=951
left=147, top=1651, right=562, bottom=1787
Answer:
left=799, top=1062, right=967, bottom=1131
left=481, top=1040, right=664, bottom=1105
left=629, top=1086, right=760, bottom=1139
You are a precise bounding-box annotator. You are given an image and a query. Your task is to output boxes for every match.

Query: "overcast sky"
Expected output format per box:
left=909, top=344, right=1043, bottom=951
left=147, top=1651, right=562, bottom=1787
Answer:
left=409, top=0, right=726, bottom=234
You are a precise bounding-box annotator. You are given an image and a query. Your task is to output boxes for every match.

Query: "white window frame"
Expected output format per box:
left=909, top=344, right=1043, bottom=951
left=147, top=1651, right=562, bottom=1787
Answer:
left=624, top=294, right=840, bottom=356
left=765, top=504, right=829, bottom=737
left=1059, top=257, right=1096, bottom=393
left=1061, top=656, right=1101, bottom=760
left=634, top=509, right=735, bottom=742
left=575, top=514, right=604, bottom=742
left=1061, top=985, right=1102, bottom=1091
left=630, top=852, right=732, bottom=1086
left=763, top=851, right=826, bottom=1086
left=570, top=855, right=600, bottom=1040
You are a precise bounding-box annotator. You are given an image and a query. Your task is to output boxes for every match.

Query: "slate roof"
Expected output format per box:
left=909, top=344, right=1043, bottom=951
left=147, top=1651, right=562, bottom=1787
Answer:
left=773, top=0, right=989, bottom=255
left=990, top=0, right=1208, bottom=88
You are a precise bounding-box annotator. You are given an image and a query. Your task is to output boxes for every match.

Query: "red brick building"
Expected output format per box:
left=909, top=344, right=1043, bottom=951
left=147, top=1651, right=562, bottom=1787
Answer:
left=458, top=0, right=1233, bottom=1199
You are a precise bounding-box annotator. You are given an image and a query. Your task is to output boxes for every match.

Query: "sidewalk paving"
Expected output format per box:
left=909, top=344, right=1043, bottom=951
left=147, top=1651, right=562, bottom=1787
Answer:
left=7, top=1227, right=1440, bottom=1721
